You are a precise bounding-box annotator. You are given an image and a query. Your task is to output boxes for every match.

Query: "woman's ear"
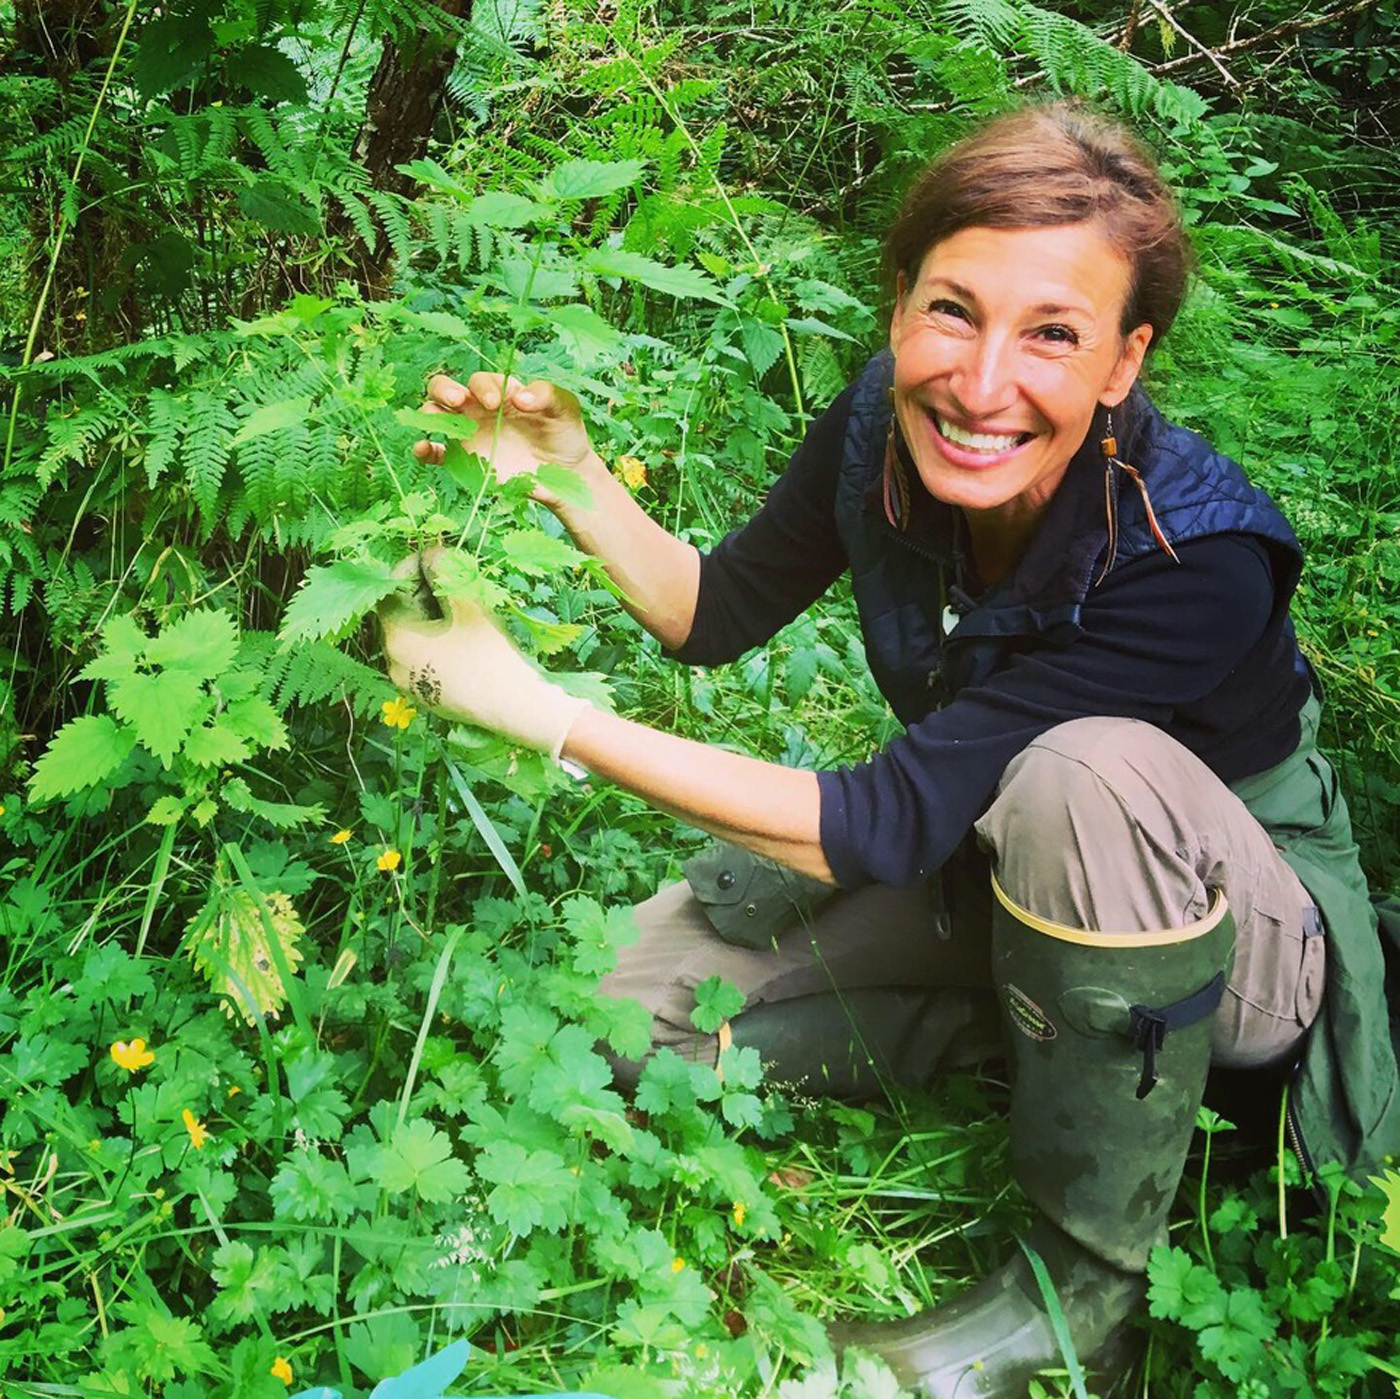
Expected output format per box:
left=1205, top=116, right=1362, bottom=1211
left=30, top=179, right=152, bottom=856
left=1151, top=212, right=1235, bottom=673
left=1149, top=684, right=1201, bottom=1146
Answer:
left=1100, top=323, right=1154, bottom=407
left=889, top=270, right=910, bottom=352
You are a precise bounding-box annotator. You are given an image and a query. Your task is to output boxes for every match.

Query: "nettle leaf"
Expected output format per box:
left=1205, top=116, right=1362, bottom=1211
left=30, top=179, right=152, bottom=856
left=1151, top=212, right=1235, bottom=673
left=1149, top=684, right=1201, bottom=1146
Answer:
left=476, top=1140, right=574, bottom=1234
left=223, top=694, right=288, bottom=750
left=233, top=44, right=308, bottom=104
left=549, top=303, right=624, bottom=365
left=239, top=180, right=321, bottom=237
left=467, top=190, right=551, bottom=227
left=187, top=889, right=305, bottom=1023
left=183, top=715, right=253, bottom=768
left=536, top=461, right=593, bottom=511
left=108, top=668, right=209, bottom=767
left=691, top=975, right=745, bottom=1033
left=583, top=249, right=725, bottom=304
left=233, top=396, right=315, bottom=446
left=280, top=559, right=401, bottom=643
left=80, top=613, right=148, bottom=682
left=541, top=158, right=645, bottom=200
left=499, top=529, right=586, bottom=579
left=222, top=778, right=325, bottom=830
left=29, top=715, right=138, bottom=801
left=372, top=1118, right=470, bottom=1203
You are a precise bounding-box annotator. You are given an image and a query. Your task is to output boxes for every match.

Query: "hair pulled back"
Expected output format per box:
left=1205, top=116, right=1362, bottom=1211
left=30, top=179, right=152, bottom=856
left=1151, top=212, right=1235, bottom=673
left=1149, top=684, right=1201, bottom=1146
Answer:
left=885, top=102, right=1192, bottom=346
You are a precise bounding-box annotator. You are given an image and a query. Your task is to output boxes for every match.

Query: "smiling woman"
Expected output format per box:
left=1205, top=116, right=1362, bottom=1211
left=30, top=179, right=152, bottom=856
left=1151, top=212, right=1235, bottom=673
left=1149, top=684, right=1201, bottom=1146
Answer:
left=385, top=101, right=1398, bottom=1397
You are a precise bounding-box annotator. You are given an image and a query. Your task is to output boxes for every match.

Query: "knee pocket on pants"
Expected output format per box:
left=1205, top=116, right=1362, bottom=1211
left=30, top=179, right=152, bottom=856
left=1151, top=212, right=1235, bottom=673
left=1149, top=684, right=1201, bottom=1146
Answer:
left=1228, top=914, right=1326, bottom=1028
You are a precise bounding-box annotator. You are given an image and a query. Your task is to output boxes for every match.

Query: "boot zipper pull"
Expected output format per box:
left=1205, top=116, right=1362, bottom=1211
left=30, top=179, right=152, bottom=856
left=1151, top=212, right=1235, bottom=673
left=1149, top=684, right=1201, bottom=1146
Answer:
left=1128, top=1006, right=1166, bottom=1100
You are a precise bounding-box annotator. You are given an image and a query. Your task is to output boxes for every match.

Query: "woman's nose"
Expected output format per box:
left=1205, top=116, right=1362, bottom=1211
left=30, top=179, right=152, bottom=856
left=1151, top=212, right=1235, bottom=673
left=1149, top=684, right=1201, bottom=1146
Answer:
left=952, top=334, right=1017, bottom=417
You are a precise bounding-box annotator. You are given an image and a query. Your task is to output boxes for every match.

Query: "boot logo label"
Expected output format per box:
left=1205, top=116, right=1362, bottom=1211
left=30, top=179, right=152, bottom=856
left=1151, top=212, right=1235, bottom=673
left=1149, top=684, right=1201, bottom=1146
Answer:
left=1006, top=984, right=1057, bottom=1042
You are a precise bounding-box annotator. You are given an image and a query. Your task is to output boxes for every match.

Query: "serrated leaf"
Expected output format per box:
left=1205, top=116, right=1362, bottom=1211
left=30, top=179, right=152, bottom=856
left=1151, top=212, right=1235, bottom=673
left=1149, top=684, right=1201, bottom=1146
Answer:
left=536, top=461, right=593, bottom=511
left=184, top=716, right=252, bottom=768
left=280, top=560, right=400, bottom=643
left=466, top=190, right=551, bottom=227
left=79, top=613, right=148, bottom=682
left=476, top=1140, right=574, bottom=1234
left=239, top=180, right=321, bottom=236
left=222, top=778, right=324, bottom=830
left=542, top=158, right=645, bottom=200
left=234, top=44, right=307, bottom=103
left=549, top=303, right=624, bottom=364
left=224, top=694, right=288, bottom=750
left=187, top=888, right=305, bottom=1023
left=393, top=407, right=480, bottom=440
left=691, top=975, right=745, bottom=1033
left=145, top=610, right=239, bottom=681
left=372, top=1119, right=471, bottom=1203
left=28, top=716, right=135, bottom=801
left=583, top=249, right=724, bottom=303
left=233, top=397, right=314, bottom=445
left=395, top=156, right=471, bottom=200
left=499, top=529, right=586, bottom=578
left=108, top=668, right=208, bottom=767
left=146, top=795, right=185, bottom=826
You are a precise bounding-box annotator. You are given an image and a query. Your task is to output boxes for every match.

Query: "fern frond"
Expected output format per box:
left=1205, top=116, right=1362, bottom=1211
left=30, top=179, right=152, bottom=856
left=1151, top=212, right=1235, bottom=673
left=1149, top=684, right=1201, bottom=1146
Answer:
left=265, top=638, right=392, bottom=716
left=183, top=389, right=238, bottom=525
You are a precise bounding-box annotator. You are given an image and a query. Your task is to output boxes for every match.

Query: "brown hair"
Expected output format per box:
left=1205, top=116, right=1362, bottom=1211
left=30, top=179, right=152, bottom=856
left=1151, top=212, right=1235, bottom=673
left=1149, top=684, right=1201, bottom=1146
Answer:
left=885, top=102, right=1193, bottom=345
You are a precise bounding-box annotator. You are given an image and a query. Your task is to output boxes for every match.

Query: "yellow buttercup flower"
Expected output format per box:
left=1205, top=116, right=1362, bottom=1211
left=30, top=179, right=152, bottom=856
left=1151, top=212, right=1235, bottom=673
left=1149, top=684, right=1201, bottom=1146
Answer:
left=377, top=849, right=402, bottom=872
left=181, top=1109, right=209, bottom=1150
left=329, top=828, right=353, bottom=845
left=111, top=1038, right=155, bottom=1073
left=617, top=454, right=648, bottom=490
left=271, top=1356, right=293, bottom=1385
left=381, top=696, right=417, bottom=730
left=671, top=1256, right=686, bottom=1273
left=732, top=1200, right=746, bottom=1228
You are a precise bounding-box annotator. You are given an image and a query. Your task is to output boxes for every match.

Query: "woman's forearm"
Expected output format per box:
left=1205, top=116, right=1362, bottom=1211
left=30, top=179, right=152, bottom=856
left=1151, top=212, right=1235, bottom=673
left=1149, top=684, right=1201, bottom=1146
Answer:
left=553, top=454, right=701, bottom=652
left=561, top=707, right=835, bottom=884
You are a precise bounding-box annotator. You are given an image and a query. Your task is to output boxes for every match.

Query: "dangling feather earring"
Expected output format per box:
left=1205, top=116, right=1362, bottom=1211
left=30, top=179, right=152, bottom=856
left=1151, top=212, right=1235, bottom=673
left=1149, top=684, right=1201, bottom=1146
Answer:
left=882, top=399, right=911, bottom=532
left=1095, top=408, right=1180, bottom=584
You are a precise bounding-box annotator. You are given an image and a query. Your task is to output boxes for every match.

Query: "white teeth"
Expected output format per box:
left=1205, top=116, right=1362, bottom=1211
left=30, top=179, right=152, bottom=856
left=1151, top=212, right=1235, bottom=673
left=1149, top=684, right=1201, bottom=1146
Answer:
left=937, top=417, right=1023, bottom=452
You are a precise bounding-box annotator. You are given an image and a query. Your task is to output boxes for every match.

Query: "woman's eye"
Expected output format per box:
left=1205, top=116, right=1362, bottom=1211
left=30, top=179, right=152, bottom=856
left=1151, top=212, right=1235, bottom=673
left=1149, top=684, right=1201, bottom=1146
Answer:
left=1036, top=323, right=1079, bottom=345
left=925, top=299, right=968, bottom=320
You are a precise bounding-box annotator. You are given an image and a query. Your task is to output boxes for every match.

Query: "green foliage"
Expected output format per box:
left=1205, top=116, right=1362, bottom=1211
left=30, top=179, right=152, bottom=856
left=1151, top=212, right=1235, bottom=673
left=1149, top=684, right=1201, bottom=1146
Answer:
left=2, top=0, right=1398, bottom=1393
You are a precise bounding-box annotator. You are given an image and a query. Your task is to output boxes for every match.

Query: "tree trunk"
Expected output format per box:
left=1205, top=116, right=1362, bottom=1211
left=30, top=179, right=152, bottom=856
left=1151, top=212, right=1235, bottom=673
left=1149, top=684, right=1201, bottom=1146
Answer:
left=342, top=0, right=474, bottom=294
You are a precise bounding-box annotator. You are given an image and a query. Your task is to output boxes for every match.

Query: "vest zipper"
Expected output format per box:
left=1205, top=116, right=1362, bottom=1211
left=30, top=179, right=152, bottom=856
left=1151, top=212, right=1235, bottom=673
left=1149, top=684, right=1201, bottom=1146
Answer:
left=1284, top=1076, right=1325, bottom=1208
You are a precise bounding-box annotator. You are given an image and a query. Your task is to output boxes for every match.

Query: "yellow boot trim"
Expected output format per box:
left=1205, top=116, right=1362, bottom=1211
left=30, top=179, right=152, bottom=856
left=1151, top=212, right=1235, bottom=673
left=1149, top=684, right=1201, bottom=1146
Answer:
left=991, top=873, right=1230, bottom=948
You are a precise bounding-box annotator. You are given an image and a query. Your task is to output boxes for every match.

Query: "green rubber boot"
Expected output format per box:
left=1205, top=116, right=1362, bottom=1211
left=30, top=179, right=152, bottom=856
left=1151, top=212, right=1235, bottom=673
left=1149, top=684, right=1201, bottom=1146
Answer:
left=833, top=876, right=1235, bottom=1397
left=728, top=987, right=1003, bottom=1098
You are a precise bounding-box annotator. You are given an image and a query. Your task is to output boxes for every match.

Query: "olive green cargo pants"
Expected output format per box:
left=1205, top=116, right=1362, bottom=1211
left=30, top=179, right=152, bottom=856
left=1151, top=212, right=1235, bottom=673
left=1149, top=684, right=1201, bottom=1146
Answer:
left=600, top=716, right=1327, bottom=1084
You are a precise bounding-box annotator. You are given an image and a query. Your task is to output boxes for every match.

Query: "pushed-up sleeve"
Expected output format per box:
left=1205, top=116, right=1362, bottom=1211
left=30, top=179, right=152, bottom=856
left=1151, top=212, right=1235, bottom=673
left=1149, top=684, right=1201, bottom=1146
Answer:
left=669, top=383, right=854, bottom=666
left=816, top=535, right=1281, bottom=889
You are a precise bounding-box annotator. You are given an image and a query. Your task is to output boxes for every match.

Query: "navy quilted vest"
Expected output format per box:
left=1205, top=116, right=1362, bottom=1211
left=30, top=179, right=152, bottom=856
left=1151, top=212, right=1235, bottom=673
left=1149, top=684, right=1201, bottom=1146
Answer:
left=833, top=351, right=1305, bottom=725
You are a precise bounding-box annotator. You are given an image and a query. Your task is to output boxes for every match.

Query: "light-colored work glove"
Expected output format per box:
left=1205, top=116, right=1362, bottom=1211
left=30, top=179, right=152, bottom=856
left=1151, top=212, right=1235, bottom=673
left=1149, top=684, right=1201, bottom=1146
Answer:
left=378, top=550, right=591, bottom=762
left=412, top=372, right=598, bottom=508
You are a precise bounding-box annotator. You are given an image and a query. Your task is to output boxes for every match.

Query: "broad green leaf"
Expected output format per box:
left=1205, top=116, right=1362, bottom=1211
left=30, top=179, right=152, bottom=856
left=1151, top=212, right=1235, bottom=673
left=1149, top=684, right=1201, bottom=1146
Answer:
left=233, top=397, right=314, bottom=445
left=467, top=190, right=551, bottom=227
left=690, top=975, right=745, bottom=1033
left=372, top=1119, right=470, bottom=1203
left=499, top=529, right=586, bottom=578
left=223, top=695, right=288, bottom=751
left=209, top=1241, right=290, bottom=1326
left=280, top=560, right=401, bottom=643
left=145, top=609, right=239, bottom=681
left=132, top=13, right=215, bottom=96
left=80, top=613, right=148, bottom=682
left=108, top=669, right=208, bottom=767
left=549, top=303, right=624, bottom=365
left=395, top=157, right=471, bottom=201
left=583, top=249, right=724, bottom=304
left=393, top=407, right=480, bottom=440
left=239, top=180, right=321, bottom=236
left=186, top=888, right=305, bottom=1023
left=146, top=795, right=185, bottom=826
left=541, top=158, right=645, bottom=201
left=184, top=716, right=253, bottom=768
left=344, top=1311, right=422, bottom=1385
left=222, top=778, right=325, bottom=830
left=536, top=461, right=593, bottom=511
left=235, top=44, right=308, bottom=104
left=476, top=1140, right=574, bottom=1234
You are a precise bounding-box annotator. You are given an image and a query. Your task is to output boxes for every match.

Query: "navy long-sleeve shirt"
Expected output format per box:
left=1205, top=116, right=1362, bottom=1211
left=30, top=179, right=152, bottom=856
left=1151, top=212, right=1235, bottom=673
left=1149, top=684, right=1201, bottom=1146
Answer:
left=674, top=384, right=1311, bottom=888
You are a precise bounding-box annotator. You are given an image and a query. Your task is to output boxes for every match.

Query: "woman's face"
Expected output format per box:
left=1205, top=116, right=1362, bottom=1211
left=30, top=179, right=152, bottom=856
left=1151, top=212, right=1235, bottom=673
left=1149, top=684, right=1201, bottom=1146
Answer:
left=888, top=222, right=1154, bottom=529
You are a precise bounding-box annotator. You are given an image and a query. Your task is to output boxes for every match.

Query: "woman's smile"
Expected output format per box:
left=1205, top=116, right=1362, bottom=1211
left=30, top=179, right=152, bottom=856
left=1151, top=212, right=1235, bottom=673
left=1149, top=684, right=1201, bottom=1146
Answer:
left=927, top=412, right=1036, bottom=469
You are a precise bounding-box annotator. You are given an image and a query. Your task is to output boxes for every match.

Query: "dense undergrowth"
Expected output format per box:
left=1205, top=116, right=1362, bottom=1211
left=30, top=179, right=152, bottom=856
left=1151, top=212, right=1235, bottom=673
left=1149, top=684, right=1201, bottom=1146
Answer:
left=2, top=0, right=1399, bottom=1395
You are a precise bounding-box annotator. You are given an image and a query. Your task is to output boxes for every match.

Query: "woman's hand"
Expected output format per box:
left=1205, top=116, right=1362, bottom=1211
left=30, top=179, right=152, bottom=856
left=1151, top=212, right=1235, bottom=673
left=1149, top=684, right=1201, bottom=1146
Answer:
left=412, top=372, right=599, bottom=508
left=378, top=549, right=591, bottom=761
